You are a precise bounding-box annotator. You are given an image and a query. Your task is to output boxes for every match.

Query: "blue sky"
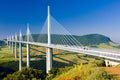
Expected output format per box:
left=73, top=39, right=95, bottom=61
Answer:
left=0, top=0, right=120, bottom=43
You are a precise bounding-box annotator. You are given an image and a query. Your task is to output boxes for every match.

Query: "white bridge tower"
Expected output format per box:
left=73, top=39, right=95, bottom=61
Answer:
left=46, top=5, right=53, bottom=73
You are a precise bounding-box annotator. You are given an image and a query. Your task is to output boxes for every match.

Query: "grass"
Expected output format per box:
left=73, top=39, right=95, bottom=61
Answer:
left=97, top=42, right=120, bottom=49
left=0, top=47, right=15, bottom=63
left=0, top=45, right=105, bottom=67
left=53, top=63, right=115, bottom=80
left=0, top=45, right=118, bottom=79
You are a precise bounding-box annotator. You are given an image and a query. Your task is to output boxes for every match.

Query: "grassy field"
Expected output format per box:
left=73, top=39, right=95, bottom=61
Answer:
left=0, top=44, right=118, bottom=79
left=53, top=63, right=115, bottom=80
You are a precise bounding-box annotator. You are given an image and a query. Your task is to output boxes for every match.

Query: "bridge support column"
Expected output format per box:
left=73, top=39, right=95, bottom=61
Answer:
left=105, top=59, right=120, bottom=67
left=9, top=36, right=12, bottom=50
left=46, top=47, right=53, bottom=73
left=9, top=41, right=11, bottom=49
left=19, top=42, right=22, bottom=70
left=26, top=24, right=30, bottom=68
left=7, top=40, right=8, bottom=46
left=19, top=32, right=22, bottom=70
left=12, top=41, right=14, bottom=54
left=27, top=43, right=30, bottom=67
left=15, top=42, right=18, bottom=58
left=15, top=34, right=18, bottom=58
left=46, top=6, right=53, bottom=73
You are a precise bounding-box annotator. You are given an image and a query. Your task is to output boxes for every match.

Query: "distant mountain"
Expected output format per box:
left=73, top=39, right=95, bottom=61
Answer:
left=30, top=34, right=111, bottom=45
left=23, top=34, right=119, bottom=49
left=74, top=34, right=112, bottom=46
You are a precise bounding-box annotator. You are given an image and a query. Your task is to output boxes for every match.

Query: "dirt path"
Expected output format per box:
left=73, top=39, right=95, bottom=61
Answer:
left=103, top=67, right=120, bottom=80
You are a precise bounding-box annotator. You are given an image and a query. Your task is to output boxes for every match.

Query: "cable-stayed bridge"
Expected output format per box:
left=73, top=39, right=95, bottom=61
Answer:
left=7, top=6, right=120, bottom=73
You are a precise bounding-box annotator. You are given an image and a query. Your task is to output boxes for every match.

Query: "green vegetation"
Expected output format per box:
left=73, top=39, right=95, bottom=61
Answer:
left=115, top=64, right=120, bottom=68
left=2, top=63, right=115, bottom=80
left=31, top=34, right=115, bottom=45
left=75, top=34, right=112, bottom=46
left=46, top=66, right=72, bottom=80
left=0, top=45, right=114, bottom=80
left=4, top=67, right=45, bottom=80
left=52, top=63, right=115, bottom=80
left=0, top=33, right=119, bottom=79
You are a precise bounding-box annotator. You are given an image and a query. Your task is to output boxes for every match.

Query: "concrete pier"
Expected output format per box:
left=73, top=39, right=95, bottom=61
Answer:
left=19, top=32, right=22, bottom=70
left=46, top=48, right=53, bottom=73
left=105, top=59, right=120, bottom=67
left=26, top=24, right=30, bottom=68
left=46, top=6, right=53, bottom=73
left=27, top=43, right=30, bottom=67
left=12, top=36, right=14, bottom=54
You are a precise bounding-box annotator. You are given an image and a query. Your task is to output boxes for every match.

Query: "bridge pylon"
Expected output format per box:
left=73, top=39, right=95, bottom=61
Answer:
left=46, top=5, right=53, bottom=73
left=27, top=23, right=30, bottom=68
left=12, top=35, right=14, bottom=54
left=7, top=37, right=8, bottom=46
left=9, top=36, right=12, bottom=50
left=19, top=31, right=22, bottom=70
left=15, top=33, right=18, bottom=58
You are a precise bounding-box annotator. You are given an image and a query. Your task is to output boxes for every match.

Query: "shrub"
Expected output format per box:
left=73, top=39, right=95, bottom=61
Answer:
left=46, top=67, right=72, bottom=80
left=95, top=60, right=106, bottom=67
left=4, top=67, right=45, bottom=80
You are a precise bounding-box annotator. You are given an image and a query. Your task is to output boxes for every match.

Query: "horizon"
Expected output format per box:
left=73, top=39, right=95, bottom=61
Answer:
left=0, top=0, right=120, bottom=43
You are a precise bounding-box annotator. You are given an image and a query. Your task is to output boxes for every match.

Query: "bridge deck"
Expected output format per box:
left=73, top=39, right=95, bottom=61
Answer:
left=8, top=40, right=120, bottom=61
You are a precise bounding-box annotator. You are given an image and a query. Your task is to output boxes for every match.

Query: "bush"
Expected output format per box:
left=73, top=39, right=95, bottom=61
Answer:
left=53, top=63, right=115, bottom=80
left=95, top=60, right=106, bottom=67
left=46, top=67, right=72, bottom=80
left=4, top=67, right=45, bottom=80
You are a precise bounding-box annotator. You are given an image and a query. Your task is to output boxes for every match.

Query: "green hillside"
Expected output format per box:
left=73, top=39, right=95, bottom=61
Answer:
left=30, top=34, right=120, bottom=48
left=74, top=34, right=112, bottom=45
left=30, top=34, right=112, bottom=45
left=52, top=63, right=115, bottom=80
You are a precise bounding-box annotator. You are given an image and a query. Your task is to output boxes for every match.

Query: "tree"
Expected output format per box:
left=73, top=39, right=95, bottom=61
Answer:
left=4, top=67, right=45, bottom=80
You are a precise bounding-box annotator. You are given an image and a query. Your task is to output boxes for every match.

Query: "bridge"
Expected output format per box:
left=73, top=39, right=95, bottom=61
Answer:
left=7, top=6, right=120, bottom=73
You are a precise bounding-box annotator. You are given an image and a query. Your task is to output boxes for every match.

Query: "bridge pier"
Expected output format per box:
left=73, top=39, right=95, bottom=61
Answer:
left=9, top=37, right=12, bottom=50
left=19, top=32, right=22, bottom=70
left=7, top=38, right=9, bottom=46
left=27, top=43, right=30, bottom=67
left=15, top=34, right=18, bottom=59
left=105, top=59, right=120, bottom=67
left=46, top=6, right=53, bottom=73
left=9, top=41, right=11, bottom=49
left=15, top=42, right=18, bottom=58
left=26, top=24, right=30, bottom=68
left=12, top=41, right=14, bottom=54
left=19, top=42, right=22, bottom=70
left=12, top=36, right=14, bottom=54
left=46, top=47, right=53, bottom=73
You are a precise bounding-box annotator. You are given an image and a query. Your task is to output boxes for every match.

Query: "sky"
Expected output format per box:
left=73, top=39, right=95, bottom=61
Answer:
left=0, top=0, right=120, bottom=43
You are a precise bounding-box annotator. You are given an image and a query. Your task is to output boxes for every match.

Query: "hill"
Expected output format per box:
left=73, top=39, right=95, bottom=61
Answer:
left=31, top=34, right=112, bottom=45
left=30, top=34, right=119, bottom=49
left=74, top=34, right=112, bottom=45
left=52, top=63, right=115, bottom=80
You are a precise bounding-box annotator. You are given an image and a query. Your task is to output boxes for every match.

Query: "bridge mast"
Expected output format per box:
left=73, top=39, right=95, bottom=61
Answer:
left=27, top=23, right=30, bottom=68
left=46, top=5, right=53, bottom=73
left=15, top=33, right=18, bottom=59
left=19, top=31, right=22, bottom=70
left=7, top=37, right=8, bottom=46
left=9, top=36, right=11, bottom=48
left=12, top=35, right=14, bottom=54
